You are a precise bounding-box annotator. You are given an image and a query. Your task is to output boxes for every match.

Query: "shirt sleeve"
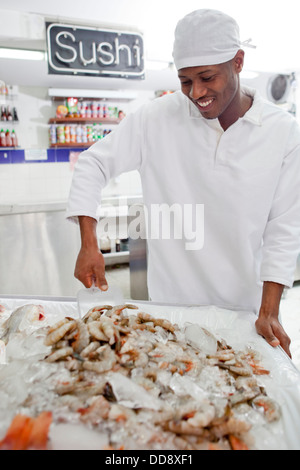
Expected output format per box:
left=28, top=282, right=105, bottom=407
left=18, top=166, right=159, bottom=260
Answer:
left=66, top=105, right=145, bottom=224
left=260, top=120, right=300, bottom=287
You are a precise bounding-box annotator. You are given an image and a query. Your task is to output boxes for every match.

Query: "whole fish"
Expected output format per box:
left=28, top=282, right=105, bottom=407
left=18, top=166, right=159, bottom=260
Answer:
left=0, top=304, right=45, bottom=345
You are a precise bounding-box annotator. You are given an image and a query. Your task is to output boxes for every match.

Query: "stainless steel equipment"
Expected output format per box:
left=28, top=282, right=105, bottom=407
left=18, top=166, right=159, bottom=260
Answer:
left=0, top=202, right=82, bottom=297
left=0, top=197, right=141, bottom=298
left=128, top=203, right=149, bottom=301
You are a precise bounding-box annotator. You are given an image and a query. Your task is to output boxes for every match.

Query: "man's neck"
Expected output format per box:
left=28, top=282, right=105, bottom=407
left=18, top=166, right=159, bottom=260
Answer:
left=218, top=89, right=253, bottom=131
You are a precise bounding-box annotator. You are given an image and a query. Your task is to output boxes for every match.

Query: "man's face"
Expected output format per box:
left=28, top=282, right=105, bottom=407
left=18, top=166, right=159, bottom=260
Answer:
left=178, top=54, right=243, bottom=121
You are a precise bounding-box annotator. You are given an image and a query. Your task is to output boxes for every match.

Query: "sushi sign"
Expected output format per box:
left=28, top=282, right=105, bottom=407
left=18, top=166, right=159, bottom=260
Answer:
left=46, top=22, right=144, bottom=79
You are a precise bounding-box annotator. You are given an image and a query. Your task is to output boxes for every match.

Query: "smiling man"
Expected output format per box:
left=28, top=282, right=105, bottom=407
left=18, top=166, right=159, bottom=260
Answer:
left=178, top=54, right=252, bottom=131
left=67, top=9, right=300, bottom=357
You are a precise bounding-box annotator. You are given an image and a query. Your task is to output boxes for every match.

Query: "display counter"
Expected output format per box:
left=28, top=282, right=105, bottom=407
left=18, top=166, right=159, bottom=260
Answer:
left=0, top=296, right=300, bottom=450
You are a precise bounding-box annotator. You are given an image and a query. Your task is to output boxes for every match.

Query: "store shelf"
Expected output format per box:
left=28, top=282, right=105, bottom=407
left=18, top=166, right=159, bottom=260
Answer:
left=48, top=88, right=137, bottom=101
left=103, top=250, right=129, bottom=266
left=49, top=117, right=119, bottom=124
left=50, top=142, right=93, bottom=148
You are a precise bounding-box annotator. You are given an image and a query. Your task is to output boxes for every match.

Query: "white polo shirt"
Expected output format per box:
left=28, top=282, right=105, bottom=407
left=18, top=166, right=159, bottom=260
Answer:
left=67, top=87, right=300, bottom=313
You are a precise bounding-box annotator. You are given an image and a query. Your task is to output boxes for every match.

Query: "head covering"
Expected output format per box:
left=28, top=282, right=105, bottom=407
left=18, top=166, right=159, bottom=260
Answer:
left=172, top=9, right=241, bottom=70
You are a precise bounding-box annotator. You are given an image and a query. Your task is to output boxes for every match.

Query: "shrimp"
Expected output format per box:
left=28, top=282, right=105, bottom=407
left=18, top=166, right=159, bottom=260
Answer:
left=229, top=377, right=261, bottom=405
left=83, top=359, right=116, bottom=374
left=164, top=420, right=206, bottom=436
left=100, top=317, right=121, bottom=349
left=211, top=416, right=251, bottom=439
left=252, top=395, right=281, bottom=422
left=56, top=379, right=106, bottom=398
left=82, top=305, right=112, bottom=323
left=137, top=312, right=177, bottom=333
left=45, top=346, right=73, bottom=363
left=71, top=320, right=90, bottom=353
left=87, top=321, right=109, bottom=342
left=83, top=345, right=117, bottom=374
left=79, top=396, right=111, bottom=423
left=44, top=319, right=76, bottom=346
left=218, top=361, right=253, bottom=377
left=106, top=304, right=138, bottom=319
left=80, top=341, right=101, bottom=358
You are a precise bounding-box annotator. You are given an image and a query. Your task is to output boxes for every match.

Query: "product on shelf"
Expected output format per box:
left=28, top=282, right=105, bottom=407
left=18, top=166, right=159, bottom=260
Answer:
left=13, top=107, right=19, bottom=121
left=100, top=235, right=111, bottom=254
left=1, top=106, right=7, bottom=121
left=0, top=128, right=18, bottom=147
left=11, top=129, right=18, bottom=147
left=54, top=98, right=120, bottom=120
left=56, top=105, right=68, bottom=118
left=49, top=123, right=112, bottom=146
left=0, top=128, right=6, bottom=147
left=1, top=105, right=19, bottom=122
left=66, top=98, right=79, bottom=117
left=0, top=82, right=8, bottom=96
left=5, top=129, right=12, bottom=147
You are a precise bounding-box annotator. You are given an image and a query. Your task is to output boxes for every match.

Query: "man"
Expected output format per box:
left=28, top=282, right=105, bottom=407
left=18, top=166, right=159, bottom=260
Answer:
left=67, top=9, right=300, bottom=357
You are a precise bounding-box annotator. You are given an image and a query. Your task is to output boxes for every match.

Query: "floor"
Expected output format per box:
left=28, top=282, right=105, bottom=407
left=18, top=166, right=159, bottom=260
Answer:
left=106, top=263, right=300, bottom=371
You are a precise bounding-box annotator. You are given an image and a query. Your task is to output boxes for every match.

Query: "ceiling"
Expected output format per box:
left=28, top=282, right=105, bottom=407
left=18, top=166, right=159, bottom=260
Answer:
left=0, top=0, right=299, bottom=91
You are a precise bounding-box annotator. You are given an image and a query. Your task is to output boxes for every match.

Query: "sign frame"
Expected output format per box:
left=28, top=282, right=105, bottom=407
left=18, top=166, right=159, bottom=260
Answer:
left=46, top=22, right=145, bottom=79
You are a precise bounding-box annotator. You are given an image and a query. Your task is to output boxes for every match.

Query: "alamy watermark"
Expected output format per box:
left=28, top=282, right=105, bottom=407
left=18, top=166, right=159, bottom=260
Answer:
left=98, top=201, right=204, bottom=251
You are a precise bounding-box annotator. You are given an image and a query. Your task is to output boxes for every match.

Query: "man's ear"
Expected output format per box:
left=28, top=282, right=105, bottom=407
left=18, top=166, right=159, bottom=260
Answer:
left=234, top=49, right=245, bottom=73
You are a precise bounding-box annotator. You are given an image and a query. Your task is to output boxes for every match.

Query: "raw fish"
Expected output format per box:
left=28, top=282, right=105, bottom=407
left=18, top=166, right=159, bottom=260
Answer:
left=0, top=304, right=45, bottom=344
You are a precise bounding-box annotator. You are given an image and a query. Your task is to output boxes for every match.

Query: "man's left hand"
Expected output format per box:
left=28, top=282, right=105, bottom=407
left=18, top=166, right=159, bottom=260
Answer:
left=255, top=313, right=291, bottom=357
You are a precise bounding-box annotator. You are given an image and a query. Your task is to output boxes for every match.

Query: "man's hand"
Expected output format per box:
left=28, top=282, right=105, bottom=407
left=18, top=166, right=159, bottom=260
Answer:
left=75, top=216, right=108, bottom=290
left=255, top=281, right=291, bottom=357
left=74, top=245, right=108, bottom=290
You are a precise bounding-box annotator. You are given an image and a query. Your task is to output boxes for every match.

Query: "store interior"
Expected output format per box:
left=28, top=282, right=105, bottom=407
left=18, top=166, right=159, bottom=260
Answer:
left=1, top=0, right=300, bottom=369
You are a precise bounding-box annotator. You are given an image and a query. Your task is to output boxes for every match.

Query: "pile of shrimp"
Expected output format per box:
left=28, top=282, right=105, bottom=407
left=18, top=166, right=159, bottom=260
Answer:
left=40, top=303, right=281, bottom=450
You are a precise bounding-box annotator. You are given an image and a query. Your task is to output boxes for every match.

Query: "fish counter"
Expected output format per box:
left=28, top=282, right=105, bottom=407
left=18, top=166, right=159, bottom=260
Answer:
left=0, top=295, right=300, bottom=451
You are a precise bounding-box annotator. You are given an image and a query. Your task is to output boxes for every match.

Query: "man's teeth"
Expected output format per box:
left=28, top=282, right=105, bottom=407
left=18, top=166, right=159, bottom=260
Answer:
left=197, top=99, right=213, bottom=108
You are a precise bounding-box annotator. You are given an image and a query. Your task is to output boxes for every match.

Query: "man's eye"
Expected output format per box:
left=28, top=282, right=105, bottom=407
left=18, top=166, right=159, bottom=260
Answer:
left=202, top=76, right=214, bottom=82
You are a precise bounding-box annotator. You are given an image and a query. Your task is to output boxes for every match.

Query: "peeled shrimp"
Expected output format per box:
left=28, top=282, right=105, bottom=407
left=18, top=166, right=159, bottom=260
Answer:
left=87, top=321, right=108, bottom=342
left=45, top=346, right=73, bottom=363
left=252, top=395, right=280, bottom=422
left=80, top=341, right=101, bottom=358
left=44, top=319, right=76, bottom=346
left=71, top=320, right=90, bottom=353
left=82, top=305, right=112, bottom=323
left=137, top=312, right=177, bottom=333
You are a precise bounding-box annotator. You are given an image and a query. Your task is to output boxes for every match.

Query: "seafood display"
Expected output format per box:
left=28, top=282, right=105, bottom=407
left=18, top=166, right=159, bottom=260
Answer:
left=0, top=301, right=285, bottom=450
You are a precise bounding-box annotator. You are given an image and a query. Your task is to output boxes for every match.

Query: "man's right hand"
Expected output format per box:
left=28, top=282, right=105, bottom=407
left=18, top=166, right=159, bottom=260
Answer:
left=75, top=216, right=108, bottom=290
left=74, top=245, right=108, bottom=290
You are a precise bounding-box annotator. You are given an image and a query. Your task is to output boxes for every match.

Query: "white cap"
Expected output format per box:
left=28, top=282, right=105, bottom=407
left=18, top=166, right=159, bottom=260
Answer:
left=173, top=9, right=241, bottom=70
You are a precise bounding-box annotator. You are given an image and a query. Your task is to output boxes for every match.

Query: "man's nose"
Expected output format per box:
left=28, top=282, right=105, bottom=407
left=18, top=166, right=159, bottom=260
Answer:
left=189, top=82, right=207, bottom=100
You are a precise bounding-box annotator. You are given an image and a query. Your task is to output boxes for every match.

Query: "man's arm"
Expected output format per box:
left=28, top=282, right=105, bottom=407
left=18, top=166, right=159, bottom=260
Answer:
left=255, top=281, right=291, bottom=357
left=74, top=216, right=108, bottom=290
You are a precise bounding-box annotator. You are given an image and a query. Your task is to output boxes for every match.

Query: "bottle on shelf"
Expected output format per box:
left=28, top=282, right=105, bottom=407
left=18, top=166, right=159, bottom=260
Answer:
left=64, top=125, right=70, bottom=144
left=11, top=129, right=18, bottom=147
left=1, top=106, right=7, bottom=121
left=5, top=129, right=12, bottom=147
left=13, top=107, right=19, bottom=122
left=0, top=129, right=6, bottom=147
left=100, top=236, right=111, bottom=254
left=6, top=106, right=13, bottom=121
